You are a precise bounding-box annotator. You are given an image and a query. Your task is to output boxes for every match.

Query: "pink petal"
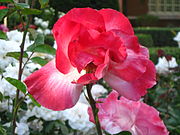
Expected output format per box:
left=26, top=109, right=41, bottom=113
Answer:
left=99, top=9, right=134, bottom=35
left=53, top=17, right=81, bottom=74
left=95, top=50, right=110, bottom=79
left=134, top=102, right=169, bottom=135
left=24, top=60, right=83, bottom=111
left=76, top=73, right=98, bottom=85
left=111, top=29, right=140, bottom=52
left=109, top=50, right=148, bottom=82
left=66, top=8, right=105, bottom=31
left=88, top=91, right=169, bottom=135
left=104, top=60, right=156, bottom=101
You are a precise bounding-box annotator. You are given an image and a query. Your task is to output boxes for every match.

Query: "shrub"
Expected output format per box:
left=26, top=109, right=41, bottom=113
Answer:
left=135, top=14, right=159, bottom=27
left=134, top=27, right=180, bottom=47
left=136, top=33, right=154, bottom=48
left=149, top=47, right=180, bottom=64
left=45, top=35, right=54, bottom=46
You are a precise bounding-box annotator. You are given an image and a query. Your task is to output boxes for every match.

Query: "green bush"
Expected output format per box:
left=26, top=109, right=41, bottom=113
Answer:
left=136, top=34, right=154, bottom=47
left=149, top=47, right=180, bottom=64
left=45, top=35, right=54, bottom=46
left=134, top=27, right=180, bottom=47
left=136, top=14, right=159, bottom=27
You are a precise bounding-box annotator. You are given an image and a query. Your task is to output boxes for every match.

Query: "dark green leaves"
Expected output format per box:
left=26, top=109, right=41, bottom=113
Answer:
left=0, top=125, right=7, bottom=135
left=15, top=3, right=29, bottom=9
left=28, top=94, right=41, bottom=107
left=119, top=131, right=132, bottom=135
left=27, top=34, right=56, bottom=55
left=0, top=92, right=3, bottom=102
left=21, top=8, right=42, bottom=15
left=0, top=9, right=8, bottom=21
left=0, top=0, right=13, bottom=2
left=6, top=52, right=28, bottom=60
left=29, top=44, right=56, bottom=55
left=31, top=57, right=48, bottom=66
left=0, top=31, right=8, bottom=40
left=5, top=77, right=26, bottom=94
left=39, top=0, right=49, bottom=8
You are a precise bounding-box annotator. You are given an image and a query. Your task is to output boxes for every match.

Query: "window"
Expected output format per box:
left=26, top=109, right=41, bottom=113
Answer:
left=148, top=0, right=180, bottom=16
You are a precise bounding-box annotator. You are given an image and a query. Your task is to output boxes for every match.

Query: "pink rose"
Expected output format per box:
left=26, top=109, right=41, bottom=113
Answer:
left=88, top=91, right=169, bottom=135
left=24, top=8, right=156, bottom=111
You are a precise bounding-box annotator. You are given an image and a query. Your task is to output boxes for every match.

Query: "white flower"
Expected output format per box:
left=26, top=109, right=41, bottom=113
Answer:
left=41, top=21, right=49, bottom=29
left=37, top=28, right=43, bottom=34
left=174, top=32, right=180, bottom=48
left=174, top=32, right=180, bottom=42
left=6, top=30, right=31, bottom=45
left=44, top=29, right=51, bottom=35
left=15, top=122, right=29, bottom=135
left=34, top=18, right=43, bottom=25
left=62, top=102, right=95, bottom=133
left=28, top=119, right=43, bottom=132
left=31, top=106, right=63, bottom=121
left=156, top=56, right=178, bottom=74
left=53, top=41, right=57, bottom=49
left=0, top=100, right=13, bottom=112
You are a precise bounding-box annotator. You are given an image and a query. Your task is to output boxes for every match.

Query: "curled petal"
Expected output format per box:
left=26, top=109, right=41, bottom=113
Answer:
left=53, top=17, right=81, bottom=74
left=99, top=9, right=134, bottom=34
left=88, top=91, right=169, bottom=135
left=104, top=60, right=156, bottom=101
left=24, top=60, right=83, bottom=111
left=66, top=8, right=105, bottom=31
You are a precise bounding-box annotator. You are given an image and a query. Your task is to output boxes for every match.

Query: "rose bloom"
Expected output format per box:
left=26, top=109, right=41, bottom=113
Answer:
left=0, top=6, right=7, bottom=10
left=88, top=91, right=169, bottom=135
left=24, top=8, right=156, bottom=111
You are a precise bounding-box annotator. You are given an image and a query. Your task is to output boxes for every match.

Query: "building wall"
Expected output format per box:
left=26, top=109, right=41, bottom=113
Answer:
left=126, top=0, right=148, bottom=16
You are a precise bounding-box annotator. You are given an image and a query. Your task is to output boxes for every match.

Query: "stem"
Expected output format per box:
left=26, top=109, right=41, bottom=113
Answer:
left=86, top=84, right=102, bottom=135
left=11, top=11, right=29, bottom=134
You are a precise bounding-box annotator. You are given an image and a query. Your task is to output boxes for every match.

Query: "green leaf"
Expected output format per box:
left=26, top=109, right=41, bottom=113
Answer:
left=20, top=101, right=28, bottom=110
left=0, top=125, right=7, bottom=135
left=26, top=34, right=44, bottom=51
left=119, top=131, right=132, bottom=135
left=59, top=122, right=69, bottom=135
left=30, top=44, right=56, bottom=55
left=6, top=52, right=28, bottom=60
left=28, top=94, right=41, bottom=107
left=31, top=57, right=48, bottom=66
left=21, top=8, right=42, bottom=15
left=0, top=9, right=8, bottom=21
left=28, top=28, right=38, bottom=40
left=15, top=3, right=29, bottom=9
left=39, top=0, right=49, bottom=8
left=0, top=31, right=7, bottom=40
left=0, top=92, right=3, bottom=102
left=0, top=0, right=13, bottom=2
left=5, top=77, right=27, bottom=94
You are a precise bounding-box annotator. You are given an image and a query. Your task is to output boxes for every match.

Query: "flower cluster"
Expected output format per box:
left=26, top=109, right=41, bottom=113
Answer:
left=24, top=8, right=168, bottom=134
left=34, top=17, right=51, bottom=35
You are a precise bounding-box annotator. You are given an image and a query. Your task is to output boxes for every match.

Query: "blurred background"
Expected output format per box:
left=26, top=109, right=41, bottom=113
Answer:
left=0, top=0, right=180, bottom=135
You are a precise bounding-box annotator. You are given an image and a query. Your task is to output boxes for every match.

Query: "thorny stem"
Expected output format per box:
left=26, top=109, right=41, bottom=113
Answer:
left=12, top=10, right=29, bottom=134
left=86, top=84, right=103, bottom=135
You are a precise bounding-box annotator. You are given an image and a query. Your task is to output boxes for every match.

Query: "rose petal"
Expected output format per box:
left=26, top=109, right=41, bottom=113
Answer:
left=53, top=17, right=81, bottom=74
left=99, top=9, right=134, bottom=35
left=24, top=60, right=83, bottom=111
left=104, top=60, right=156, bottom=101
left=76, top=73, right=98, bottom=85
left=66, top=8, right=105, bottom=31
left=88, top=91, right=169, bottom=135
left=95, top=50, right=110, bottom=79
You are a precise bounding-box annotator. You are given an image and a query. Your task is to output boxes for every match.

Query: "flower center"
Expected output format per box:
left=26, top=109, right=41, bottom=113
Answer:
left=85, top=62, right=97, bottom=73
